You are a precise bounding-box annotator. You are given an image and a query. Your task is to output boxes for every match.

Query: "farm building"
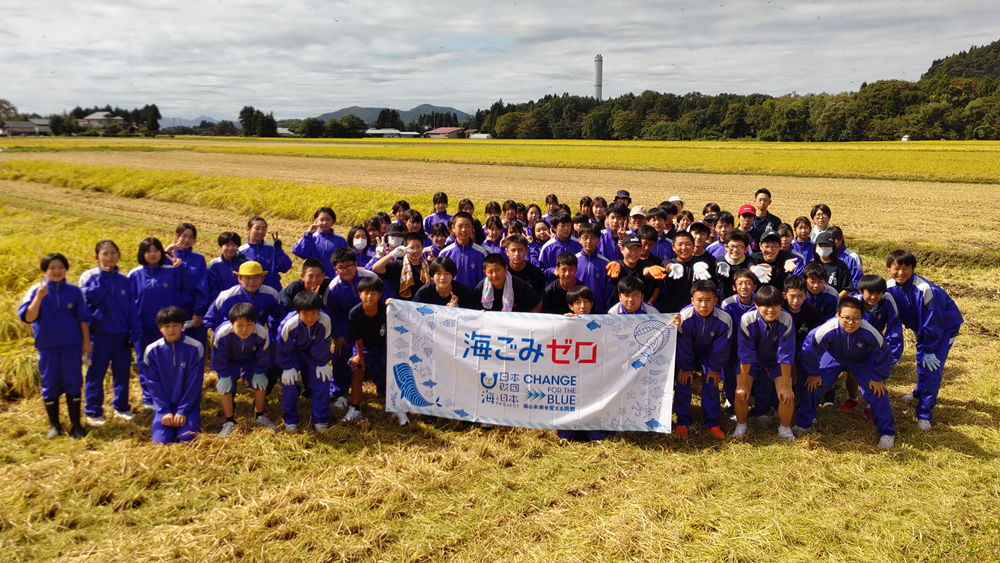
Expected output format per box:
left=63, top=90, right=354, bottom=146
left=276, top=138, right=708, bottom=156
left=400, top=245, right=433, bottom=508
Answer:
left=365, top=128, right=402, bottom=138
left=0, top=120, right=49, bottom=136
left=425, top=126, right=464, bottom=139
left=80, top=112, right=125, bottom=129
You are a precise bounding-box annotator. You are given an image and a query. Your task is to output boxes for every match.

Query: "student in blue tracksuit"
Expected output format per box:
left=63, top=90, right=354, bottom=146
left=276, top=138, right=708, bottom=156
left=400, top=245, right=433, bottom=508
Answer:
left=597, top=202, right=629, bottom=262
left=734, top=285, right=797, bottom=440
left=79, top=240, right=142, bottom=426
left=706, top=212, right=735, bottom=260
left=276, top=291, right=335, bottom=432
left=538, top=213, right=583, bottom=282
left=528, top=221, right=549, bottom=266
left=129, top=238, right=195, bottom=408
left=211, top=302, right=277, bottom=436
left=324, top=248, right=394, bottom=409
left=482, top=216, right=506, bottom=255
left=207, top=232, right=247, bottom=306
left=794, top=297, right=897, bottom=448
left=242, top=216, right=293, bottom=291
left=885, top=250, right=963, bottom=430
left=672, top=280, right=733, bottom=439
left=574, top=223, right=612, bottom=313
left=607, top=276, right=660, bottom=314
left=204, top=261, right=281, bottom=335
left=792, top=216, right=815, bottom=261
left=20, top=253, right=94, bottom=440
left=167, top=223, right=210, bottom=349
left=292, top=207, right=347, bottom=279
left=423, top=191, right=453, bottom=233
left=144, top=306, right=205, bottom=444
left=803, top=262, right=840, bottom=320
left=439, top=212, right=489, bottom=289
left=828, top=226, right=864, bottom=288
left=720, top=268, right=759, bottom=414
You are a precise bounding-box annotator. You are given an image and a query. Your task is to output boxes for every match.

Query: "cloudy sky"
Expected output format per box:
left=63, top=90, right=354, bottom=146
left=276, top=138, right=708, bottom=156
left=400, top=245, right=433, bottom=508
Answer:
left=2, top=0, right=998, bottom=120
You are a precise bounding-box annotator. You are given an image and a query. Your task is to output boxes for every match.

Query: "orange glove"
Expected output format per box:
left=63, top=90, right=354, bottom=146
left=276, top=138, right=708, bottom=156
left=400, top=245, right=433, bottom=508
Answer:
left=605, top=261, right=622, bottom=278
left=644, top=265, right=667, bottom=280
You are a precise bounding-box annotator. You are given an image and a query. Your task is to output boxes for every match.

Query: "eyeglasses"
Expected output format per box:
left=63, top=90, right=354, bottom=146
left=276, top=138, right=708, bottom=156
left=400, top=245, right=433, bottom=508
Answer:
left=334, top=264, right=356, bottom=273
left=838, top=315, right=862, bottom=323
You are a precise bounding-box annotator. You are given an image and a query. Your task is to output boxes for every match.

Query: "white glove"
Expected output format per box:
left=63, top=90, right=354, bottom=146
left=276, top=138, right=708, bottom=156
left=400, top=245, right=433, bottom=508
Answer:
left=716, top=262, right=731, bottom=279
left=692, top=261, right=712, bottom=281
left=251, top=372, right=268, bottom=390
left=216, top=376, right=233, bottom=395
left=668, top=263, right=685, bottom=279
left=922, top=353, right=941, bottom=371
left=281, top=368, right=298, bottom=386
left=750, top=264, right=772, bottom=284
left=375, top=242, right=386, bottom=257
left=317, top=364, right=333, bottom=382
left=390, top=246, right=405, bottom=259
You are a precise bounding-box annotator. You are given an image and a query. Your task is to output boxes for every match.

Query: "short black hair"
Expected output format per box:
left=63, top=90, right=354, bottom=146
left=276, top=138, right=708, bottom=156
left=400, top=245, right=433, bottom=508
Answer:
left=572, top=212, right=590, bottom=225
left=292, top=291, right=323, bottom=312
left=545, top=193, right=559, bottom=204
left=579, top=195, right=593, bottom=208
left=703, top=202, right=721, bottom=215
left=485, top=215, right=504, bottom=230
left=754, top=285, right=783, bottom=307
left=314, top=207, right=337, bottom=223
left=451, top=211, right=474, bottom=226
left=646, top=207, right=666, bottom=221
left=429, top=222, right=450, bottom=237
left=754, top=188, right=772, bottom=199
left=578, top=222, right=602, bottom=238
left=403, top=231, right=424, bottom=244
left=555, top=251, right=578, bottom=268
left=550, top=213, right=573, bottom=227
left=392, top=200, right=411, bottom=214
left=732, top=268, right=760, bottom=287
left=716, top=211, right=735, bottom=227
left=783, top=275, right=808, bottom=292
left=616, top=276, right=645, bottom=296
left=429, top=256, right=457, bottom=277
left=776, top=223, right=793, bottom=237
left=176, top=222, right=197, bottom=238
left=432, top=192, right=449, bottom=205
left=458, top=198, right=474, bottom=211
left=503, top=199, right=518, bottom=212
left=330, top=247, right=357, bottom=267
left=506, top=222, right=525, bottom=236
left=810, top=204, right=831, bottom=220
left=660, top=202, right=678, bottom=215
left=690, top=279, right=718, bottom=296
left=567, top=284, right=594, bottom=305
left=857, top=274, right=888, bottom=294
left=606, top=202, right=629, bottom=218
left=689, top=221, right=711, bottom=235
left=636, top=225, right=659, bottom=242
left=793, top=216, right=811, bottom=229
left=137, top=237, right=166, bottom=267
left=218, top=231, right=241, bottom=246
left=725, top=230, right=751, bottom=247
left=838, top=296, right=865, bottom=315
left=403, top=208, right=424, bottom=224
left=483, top=201, right=501, bottom=215
left=673, top=231, right=694, bottom=244
left=483, top=253, right=508, bottom=268
left=228, top=302, right=258, bottom=323
left=886, top=249, right=917, bottom=269
left=504, top=234, right=529, bottom=249
left=247, top=216, right=267, bottom=229
left=347, top=226, right=371, bottom=251
left=302, top=258, right=325, bottom=274
left=94, top=240, right=119, bottom=255
left=357, top=275, right=385, bottom=294
left=802, top=262, right=827, bottom=281
left=40, top=252, right=69, bottom=272
left=156, top=306, right=187, bottom=326
left=827, top=225, right=844, bottom=241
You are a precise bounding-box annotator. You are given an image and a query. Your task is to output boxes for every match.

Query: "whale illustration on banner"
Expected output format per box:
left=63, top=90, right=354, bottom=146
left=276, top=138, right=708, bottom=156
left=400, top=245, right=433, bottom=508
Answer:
left=393, top=363, right=438, bottom=407
left=634, top=320, right=671, bottom=358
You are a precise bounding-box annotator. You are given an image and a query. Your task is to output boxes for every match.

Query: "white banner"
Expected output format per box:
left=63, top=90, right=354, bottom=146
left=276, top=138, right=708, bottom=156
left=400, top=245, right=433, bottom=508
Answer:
left=386, top=300, right=677, bottom=433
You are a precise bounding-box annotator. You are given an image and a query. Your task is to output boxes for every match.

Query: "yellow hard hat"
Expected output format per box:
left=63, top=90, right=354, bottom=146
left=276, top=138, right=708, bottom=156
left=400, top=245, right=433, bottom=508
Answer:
left=237, top=261, right=268, bottom=276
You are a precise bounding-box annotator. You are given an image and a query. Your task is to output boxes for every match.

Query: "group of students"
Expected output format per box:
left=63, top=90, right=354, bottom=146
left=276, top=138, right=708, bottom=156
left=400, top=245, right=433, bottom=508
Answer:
left=19, top=189, right=962, bottom=448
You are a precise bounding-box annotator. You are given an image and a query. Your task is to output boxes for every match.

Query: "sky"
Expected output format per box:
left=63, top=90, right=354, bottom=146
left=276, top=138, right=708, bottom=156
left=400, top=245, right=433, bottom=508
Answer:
left=2, top=0, right=998, bottom=121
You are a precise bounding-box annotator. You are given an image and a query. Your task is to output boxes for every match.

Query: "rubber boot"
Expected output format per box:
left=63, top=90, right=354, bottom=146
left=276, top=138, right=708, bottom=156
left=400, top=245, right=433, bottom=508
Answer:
left=67, top=394, right=88, bottom=439
left=44, top=399, right=62, bottom=439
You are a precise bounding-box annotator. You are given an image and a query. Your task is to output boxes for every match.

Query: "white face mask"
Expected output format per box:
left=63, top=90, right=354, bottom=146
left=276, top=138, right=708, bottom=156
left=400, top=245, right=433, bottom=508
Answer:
left=353, top=239, right=367, bottom=251
left=388, top=237, right=404, bottom=248
left=816, top=246, right=834, bottom=259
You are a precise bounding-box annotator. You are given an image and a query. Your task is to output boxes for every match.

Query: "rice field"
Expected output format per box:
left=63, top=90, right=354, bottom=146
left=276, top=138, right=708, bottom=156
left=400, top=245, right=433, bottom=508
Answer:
left=0, top=139, right=999, bottom=562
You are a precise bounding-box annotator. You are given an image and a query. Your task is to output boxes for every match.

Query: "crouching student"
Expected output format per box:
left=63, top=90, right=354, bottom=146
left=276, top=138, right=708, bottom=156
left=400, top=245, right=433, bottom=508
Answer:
left=79, top=241, right=142, bottom=426
left=343, top=277, right=411, bottom=426
left=783, top=275, right=823, bottom=400
left=476, top=253, right=542, bottom=312
left=794, top=297, right=897, bottom=448
left=276, top=292, right=335, bottom=433
left=557, top=287, right=609, bottom=442
left=211, top=303, right=277, bottom=436
left=840, top=275, right=904, bottom=416
left=885, top=250, right=963, bottom=430
left=733, top=285, right=796, bottom=440
left=608, top=276, right=659, bottom=315
left=803, top=262, right=840, bottom=321
left=413, top=257, right=476, bottom=308
left=20, top=253, right=94, bottom=439
left=541, top=252, right=580, bottom=315
left=145, top=306, right=205, bottom=444
left=720, top=269, right=759, bottom=415
left=673, top=280, right=732, bottom=439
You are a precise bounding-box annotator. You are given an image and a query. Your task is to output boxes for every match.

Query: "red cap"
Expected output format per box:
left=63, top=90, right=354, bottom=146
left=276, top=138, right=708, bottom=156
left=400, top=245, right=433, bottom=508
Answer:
left=738, top=204, right=757, bottom=216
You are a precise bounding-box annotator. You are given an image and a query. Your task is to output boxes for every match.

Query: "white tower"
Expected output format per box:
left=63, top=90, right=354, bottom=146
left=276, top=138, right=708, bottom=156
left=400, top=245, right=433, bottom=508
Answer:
left=594, top=54, right=603, bottom=101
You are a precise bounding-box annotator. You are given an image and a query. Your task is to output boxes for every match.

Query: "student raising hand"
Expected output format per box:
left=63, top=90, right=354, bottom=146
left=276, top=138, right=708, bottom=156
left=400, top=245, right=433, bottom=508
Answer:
left=167, top=251, right=183, bottom=268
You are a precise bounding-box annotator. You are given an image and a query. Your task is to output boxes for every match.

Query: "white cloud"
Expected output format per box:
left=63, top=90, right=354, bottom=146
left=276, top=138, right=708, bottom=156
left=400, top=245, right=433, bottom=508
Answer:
left=1, top=0, right=997, bottom=119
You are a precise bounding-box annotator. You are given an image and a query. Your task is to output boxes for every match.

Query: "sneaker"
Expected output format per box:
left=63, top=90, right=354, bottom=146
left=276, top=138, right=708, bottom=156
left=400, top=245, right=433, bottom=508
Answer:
left=917, top=419, right=932, bottom=431
left=877, top=434, right=896, bottom=449
left=86, top=415, right=107, bottom=427
left=865, top=408, right=873, bottom=423
left=342, top=406, right=363, bottom=422
left=332, top=395, right=349, bottom=410
left=396, top=412, right=410, bottom=426
left=113, top=410, right=134, bottom=422
left=46, top=425, right=62, bottom=440
left=254, top=414, right=278, bottom=430
left=777, top=426, right=795, bottom=442
left=732, top=423, right=747, bottom=438
left=839, top=399, right=859, bottom=411
left=479, top=422, right=493, bottom=429
left=675, top=425, right=689, bottom=438
left=791, top=425, right=813, bottom=434
left=284, top=423, right=299, bottom=433
left=902, top=392, right=916, bottom=402
left=708, top=426, right=726, bottom=439
left=218, top=421, right=237, bottom=437
left=143, top=403, right=154, bottom=411
left=313, top=423, right=329, bottom=433
left=70, top=424, right=88, bottom=439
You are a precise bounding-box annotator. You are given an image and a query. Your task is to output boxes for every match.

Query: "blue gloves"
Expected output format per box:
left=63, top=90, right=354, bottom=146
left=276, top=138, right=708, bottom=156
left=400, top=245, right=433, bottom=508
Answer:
left=922, top=353, right=941, bottom=371
left=216, top=376, right=234, bottom=395
left=251, top=373, right=268, bottom=390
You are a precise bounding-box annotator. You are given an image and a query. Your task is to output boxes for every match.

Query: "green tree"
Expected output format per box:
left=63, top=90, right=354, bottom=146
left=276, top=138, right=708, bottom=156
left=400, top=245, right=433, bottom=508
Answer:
left=239, top=106, right=257, bottom=136
left=0, top=99, right=17, bottom=120
left=296, top=117, right=326, bottom=137
left=214, top=120, right=235, bottom=136
left=146, top=115, right=160, bottom=135
left=493, top=112, right=525, bottom=139
left=339, top=114, right=367, bottom=137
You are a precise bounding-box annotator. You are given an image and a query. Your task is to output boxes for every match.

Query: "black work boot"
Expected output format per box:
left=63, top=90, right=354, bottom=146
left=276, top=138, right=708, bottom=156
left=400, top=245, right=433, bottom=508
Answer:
left=44, top=399, right=62, bottom=439
left=67, top=394, right=88, bottom=439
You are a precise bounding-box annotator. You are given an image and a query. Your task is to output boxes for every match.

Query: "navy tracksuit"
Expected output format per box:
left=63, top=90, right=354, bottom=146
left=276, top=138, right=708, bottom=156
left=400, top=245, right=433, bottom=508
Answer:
left=18, top=280, right=93, bottom=401
left=211, top=322, right=272, bottom=388
left=737, top=309, right=797, bottom=414
left=144, top=336, right=205, bottom=443
left=276, top=311, right=335, bottom=425
left=240, top=240, right=293, bottom=292
left=324, top=269, right=393, bottom=397
left=675, top=305, right=733, bottom=429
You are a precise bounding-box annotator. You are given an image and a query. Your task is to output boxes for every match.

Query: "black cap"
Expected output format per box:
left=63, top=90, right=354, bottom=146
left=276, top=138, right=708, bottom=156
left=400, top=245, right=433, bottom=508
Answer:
left=621, top=234, right=642, bottom=248
left=703, top=214, right=718, bottom=223
left=760, top=230, right=781, bottom=244
left=387, top=223, right=408, bottom=236
left=814, top=232, right=835, bottom=246
left=616, top=189, right=631, bottom=200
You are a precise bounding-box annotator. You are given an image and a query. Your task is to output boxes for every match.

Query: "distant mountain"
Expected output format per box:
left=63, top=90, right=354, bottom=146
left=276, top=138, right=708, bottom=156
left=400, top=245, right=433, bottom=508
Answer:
left=923, top=38, right=1000, bottom=80
left=162, top=115, right=220, bottom=127
left=316, top=105, right=469, bottom=125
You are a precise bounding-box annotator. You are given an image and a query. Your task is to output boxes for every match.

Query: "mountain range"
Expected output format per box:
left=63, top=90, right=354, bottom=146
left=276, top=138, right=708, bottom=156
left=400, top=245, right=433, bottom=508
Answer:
left=316, top=104, right=469, bottom=124
left=162, top=115, right=220, bottom=127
